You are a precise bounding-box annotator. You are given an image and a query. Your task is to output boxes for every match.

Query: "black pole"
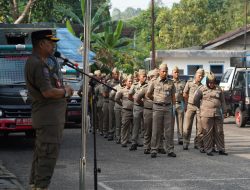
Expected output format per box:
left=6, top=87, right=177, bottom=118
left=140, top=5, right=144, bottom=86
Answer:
left=151, top=0, right=156, bottom=69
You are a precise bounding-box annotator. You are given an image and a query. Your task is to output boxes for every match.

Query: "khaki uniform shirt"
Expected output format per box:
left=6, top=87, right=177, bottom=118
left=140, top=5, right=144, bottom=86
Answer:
left=110, top=84, right=124, bottom=110
left=103, top=79, right=120, bottom=100
left=198, top=85, right=227, bottom=117
left=115, top=87, right=133, bottom=110
left=129, top=82, right=147, bottom=106
left=173, top=79, right=185, bottom=103
left=94, top=83, right=104, bottom=108
left=183, top=80, right=202, bottom=104
left=147, top=77, right=176, bottom=105
left=25, top=53, right=67, bottom=125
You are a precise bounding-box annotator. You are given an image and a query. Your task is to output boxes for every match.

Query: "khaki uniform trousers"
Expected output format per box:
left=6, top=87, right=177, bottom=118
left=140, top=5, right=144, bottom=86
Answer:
left=173, top=102, right=184, bottom=143
left=114, top=107, right=122, bottom=141
left=108, top=100, right=115, bottom=137
left=97, top=106, right=103, bottom=133
left=151, top=104, right=174, bottom=154
left=143, top=108, right=153, bottom=150
left=30, top=124, right=64, bottom=188
left=102, top=101, right=109, bottom=135
left=201, top=116, right=225, bottom=153
left=183, top=104, right=203, bottom=148
left=131, top=105, right=144, bottom=145
left=121, top=109, right=133, bottom=145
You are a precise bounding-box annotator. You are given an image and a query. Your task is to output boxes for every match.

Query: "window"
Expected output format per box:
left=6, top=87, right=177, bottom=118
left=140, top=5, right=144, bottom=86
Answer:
left=220, top=69, right=233, bottom=83
left=210, top=65, right=223, bottom=74
left=187, top=65, right=203, bottom=75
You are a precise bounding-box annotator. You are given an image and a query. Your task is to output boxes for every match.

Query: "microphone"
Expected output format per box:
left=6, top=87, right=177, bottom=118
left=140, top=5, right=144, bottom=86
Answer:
left=54, top=51, right=79, bottom=67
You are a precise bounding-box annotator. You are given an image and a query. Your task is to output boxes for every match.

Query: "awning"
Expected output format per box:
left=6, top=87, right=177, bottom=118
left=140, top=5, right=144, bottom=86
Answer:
left=56, top=28, right=95, bottom=69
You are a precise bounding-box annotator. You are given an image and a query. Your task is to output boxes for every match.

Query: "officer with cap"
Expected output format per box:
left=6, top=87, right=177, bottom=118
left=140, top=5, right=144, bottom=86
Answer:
left=128, top=69, right=147, bottom=151
left=183, top=68, right=204, bottom=151
left=193, top=72, right=228, bottom=156
left=146, top=63, right=177, bottom=158
left=136, top=69, right=159, bottom=154
left=25, top=30, right=74, bottom=190
left=171, top=66, right=186, bottom=145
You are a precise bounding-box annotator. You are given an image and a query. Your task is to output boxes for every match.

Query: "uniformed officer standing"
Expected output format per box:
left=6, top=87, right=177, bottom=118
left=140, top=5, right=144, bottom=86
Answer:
left=105, top=68, right=120, bottom=141
left=94, top=71, right=104, bottom=135
left=101, top=75, right=110, bottom=138
left=172, top=66, right=186, bottom=145
left=129, top=69, right=147, bottom=151
left=25, top=30, right=74, bottom=190
left=193, top=72, right=228, bottom=156
left=146, top=63, right=176, bottom=158
left=183, top=68, right=204, bottom=150
left=110, top=75, right=126, bottom=143
left=115, top=75, right=134, bottom=147
left=136, top=69, right=159, bottom=154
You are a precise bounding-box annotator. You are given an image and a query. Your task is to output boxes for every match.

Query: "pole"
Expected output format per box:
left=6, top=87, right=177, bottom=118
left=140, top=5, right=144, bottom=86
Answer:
left=151, top=0, right=156, bottom=69
left=244, top=0, right=248, bottom=67
left=80, top=0, right=91, bottom=189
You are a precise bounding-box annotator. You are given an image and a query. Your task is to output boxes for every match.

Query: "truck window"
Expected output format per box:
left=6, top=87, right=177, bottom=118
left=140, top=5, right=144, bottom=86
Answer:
left=220, top=68, right=233, bottom=83
left=0, top=55, right=28, bottom=85
left=234, top=72, right=245, bottom=88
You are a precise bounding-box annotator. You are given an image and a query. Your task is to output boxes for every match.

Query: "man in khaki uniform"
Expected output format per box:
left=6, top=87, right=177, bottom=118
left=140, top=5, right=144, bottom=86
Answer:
left=172, top=66, right=186, bottom=145
left=136, top=69, right=159, bottom=154
left=193, top=72, right=228, bottom=156
left=183, top=68, right=204, bottom=150
left=146, top=63, right=176, bottom=158
left=101, top=75, right=110, bottom=138
left=115, top=75, right=134, bottom=147
left=110, top=75, right=126, bottom=143
left=106, top=68, right=120, bottom=141
left=94, top=71, right=104, bottom=135
left=25, top=30, right=74, bottom=190
left=129, top=69, right=147, bottom=151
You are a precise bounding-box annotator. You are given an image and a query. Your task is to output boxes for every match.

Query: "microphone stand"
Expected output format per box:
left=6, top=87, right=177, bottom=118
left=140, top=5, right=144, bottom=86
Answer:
left=60, top=58, right=114, bottom=190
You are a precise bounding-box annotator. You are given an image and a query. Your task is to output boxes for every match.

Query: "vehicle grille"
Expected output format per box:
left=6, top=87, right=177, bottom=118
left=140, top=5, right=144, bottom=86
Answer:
left=4, top=108, right=31, bottom=118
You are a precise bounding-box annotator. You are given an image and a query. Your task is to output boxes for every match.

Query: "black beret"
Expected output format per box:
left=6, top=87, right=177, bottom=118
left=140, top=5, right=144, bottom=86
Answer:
left=31, top=30, right=59, bottom=42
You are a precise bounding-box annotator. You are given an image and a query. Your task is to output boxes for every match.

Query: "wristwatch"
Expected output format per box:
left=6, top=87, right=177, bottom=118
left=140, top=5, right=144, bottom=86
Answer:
left=64, top=88, right=69, bottom=98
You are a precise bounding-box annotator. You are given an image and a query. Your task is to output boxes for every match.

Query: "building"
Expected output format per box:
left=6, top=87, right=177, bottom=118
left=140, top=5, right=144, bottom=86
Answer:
left=153, top=25, right=250, bottom=76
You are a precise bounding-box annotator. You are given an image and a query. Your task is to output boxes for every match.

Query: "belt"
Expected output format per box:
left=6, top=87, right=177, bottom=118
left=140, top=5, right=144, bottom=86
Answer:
left=154, top=102, right=171, bottom=106
left=123, top=108, right=132, bottom=111
left=176, top=101, right=182, bottom=103
left=134, top=104, right=143, bottom=107
left=144, top=107, right=152, bottom=110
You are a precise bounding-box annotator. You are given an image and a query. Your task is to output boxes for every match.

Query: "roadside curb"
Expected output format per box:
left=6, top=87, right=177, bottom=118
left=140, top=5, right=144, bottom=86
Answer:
left=0, top=160, right=25, bottom=190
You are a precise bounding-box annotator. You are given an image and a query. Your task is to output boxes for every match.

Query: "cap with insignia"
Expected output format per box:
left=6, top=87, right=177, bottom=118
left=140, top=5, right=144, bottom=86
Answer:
left=196, top=68, right=205, bottom=76
left=112, top=67, right=119, bottom=73
left=159, top=63, right=168, bottom=71
left=94, top=70, right=101, bottom=76
left=138, top=69, right=146, bottom=75
left=31, top=30, right=60, bottom=44
left=207, top=72, right=216, bottom=81
left=172, top=66, right=179, bottom=72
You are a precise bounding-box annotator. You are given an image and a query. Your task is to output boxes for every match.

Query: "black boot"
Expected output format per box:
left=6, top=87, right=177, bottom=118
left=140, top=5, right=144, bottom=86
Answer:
left=129, top=144, right=137, bottom=151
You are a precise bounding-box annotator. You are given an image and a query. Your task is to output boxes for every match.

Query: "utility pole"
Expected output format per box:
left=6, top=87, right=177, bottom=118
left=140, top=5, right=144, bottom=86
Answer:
left=244, top=0, right=248, bottom=67
left=80, top=0, right=91, bottom=189
left=151, top=0, right=156, bottom=69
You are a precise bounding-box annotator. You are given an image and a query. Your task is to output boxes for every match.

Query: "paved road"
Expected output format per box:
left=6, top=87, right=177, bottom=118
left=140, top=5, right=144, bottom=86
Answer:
left=0, top=117, right=250, bottom=190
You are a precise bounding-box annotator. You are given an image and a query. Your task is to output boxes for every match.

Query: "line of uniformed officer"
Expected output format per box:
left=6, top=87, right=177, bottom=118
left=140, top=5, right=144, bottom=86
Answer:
left=90, top=63, right=228, bottom=158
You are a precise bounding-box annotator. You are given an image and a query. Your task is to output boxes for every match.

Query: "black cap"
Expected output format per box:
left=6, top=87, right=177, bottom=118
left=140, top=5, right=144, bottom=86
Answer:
left=31, top=30, right=60, bottom=43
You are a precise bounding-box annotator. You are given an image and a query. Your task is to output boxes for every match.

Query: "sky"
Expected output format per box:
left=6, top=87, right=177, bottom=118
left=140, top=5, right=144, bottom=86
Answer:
left=110, top=0, right=180, bottom=12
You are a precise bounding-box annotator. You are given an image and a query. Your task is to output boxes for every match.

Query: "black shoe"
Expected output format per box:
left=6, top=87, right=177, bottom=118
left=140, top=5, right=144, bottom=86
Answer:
left=200, top=149, right=206, bottom=153
left=99, top=132, right=103, bottom=136
left=104, top=134, right=108, bottom=138
left=168, top=152, right=176, bottom=157
left=137, top=143, right=143, bottom=147
left=121, top=144, right=127, bottom=148
left=129, top=144, right=137, bottom=151
left=158, top=148, right=167, bottom=154
left=127, top=141, right=132, bottom=144
left=183, top=147, right=188, bottom=150
left=151, top=152, right=157, bottom=158
left=144, top=149, right=150, bottom=154
left=116, top=139, right=121, bottom=144
left=212, top=149, right=218, bottom=153
left=219, top=151, right=228, bottom=156
left=207, top=152, right=214, bottom=156
left=194, top=145, right=198, bottom=149
left=178, top=141, right=183, bottom=145
left=108, top=136, right=114, bottom=141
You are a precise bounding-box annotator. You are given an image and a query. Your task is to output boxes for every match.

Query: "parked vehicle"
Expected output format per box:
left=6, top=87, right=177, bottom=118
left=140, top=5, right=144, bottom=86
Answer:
left=0, top=44, right=34, bottom=137
left=63, top=78, right=82, bottom=126
left=219, top=67, right=250, bottom=127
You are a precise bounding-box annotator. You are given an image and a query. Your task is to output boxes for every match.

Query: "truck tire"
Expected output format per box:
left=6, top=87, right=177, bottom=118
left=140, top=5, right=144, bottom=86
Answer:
left=235, top=107, right=247, bottom=128
left=25, top=131, right=35, bottom=138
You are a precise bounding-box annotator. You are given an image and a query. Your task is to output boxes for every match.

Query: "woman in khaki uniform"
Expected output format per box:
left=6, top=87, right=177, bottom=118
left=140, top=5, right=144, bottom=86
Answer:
left=194, top=72, right=228, bottom=156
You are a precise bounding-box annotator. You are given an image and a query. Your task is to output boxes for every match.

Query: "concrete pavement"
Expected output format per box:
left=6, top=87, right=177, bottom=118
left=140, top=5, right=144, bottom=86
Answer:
left=0, top=160, right=25, bottom=190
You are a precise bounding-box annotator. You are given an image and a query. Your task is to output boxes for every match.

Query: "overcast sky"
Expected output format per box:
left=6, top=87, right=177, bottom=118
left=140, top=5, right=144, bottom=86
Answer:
left=110, top=0, right=180, bottom=12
